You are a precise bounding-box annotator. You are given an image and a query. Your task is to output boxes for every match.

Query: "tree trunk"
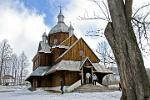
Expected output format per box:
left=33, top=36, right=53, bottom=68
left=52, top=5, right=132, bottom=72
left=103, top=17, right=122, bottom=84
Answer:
left=20, top=68, right=22, bottom=85
left=0, top=59, right=4, bottom=85
left=105, top=0, right=150, bottom=100
left=14, top=69, right=17, bottom=85
left=0, top=48, right=5, bottom=85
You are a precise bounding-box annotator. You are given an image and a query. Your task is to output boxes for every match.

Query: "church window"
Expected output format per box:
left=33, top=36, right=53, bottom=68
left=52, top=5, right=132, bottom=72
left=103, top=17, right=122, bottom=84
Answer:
left=54, top=39, right=58, bottom=45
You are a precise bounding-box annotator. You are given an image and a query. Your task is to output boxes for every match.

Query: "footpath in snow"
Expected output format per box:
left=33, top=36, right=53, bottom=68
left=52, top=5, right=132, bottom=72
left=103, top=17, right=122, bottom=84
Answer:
left=0, top=86, right=121, bottom=100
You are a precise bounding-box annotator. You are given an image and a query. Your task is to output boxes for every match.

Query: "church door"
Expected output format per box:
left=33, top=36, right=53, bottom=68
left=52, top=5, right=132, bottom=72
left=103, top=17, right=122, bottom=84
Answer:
left=83, top=66, right=92, bottom=84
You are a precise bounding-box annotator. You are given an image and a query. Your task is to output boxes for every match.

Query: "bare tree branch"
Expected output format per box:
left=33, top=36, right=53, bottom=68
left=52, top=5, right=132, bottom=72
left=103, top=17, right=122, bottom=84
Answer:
left=133, top=3, right=150, bottom=17
left=102, top=0, right=110, bottom=21
left=79, top=0, right=110, bottom=22
left=78, top=16, right=109, bottom=21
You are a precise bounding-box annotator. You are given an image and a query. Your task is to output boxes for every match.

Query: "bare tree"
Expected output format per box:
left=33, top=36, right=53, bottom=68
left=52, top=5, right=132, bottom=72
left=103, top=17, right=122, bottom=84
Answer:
left=104, top=0, right=150, bottom=99
left=3, top=58, right=13, bottom=85
left=18, top=51, right=29, bottom=85
left=0, top=39, right=29, bottom=86
left=80, top=0, right=150, bottom=55
left=11, top=54, right=19, bottom=85
left=96, top=41, right=115, bottom=66
left=131, top=4, right=150, bottom=55
left=96, top=41, right=117, bottom=85
left=0, top=39, right=12, bottom=85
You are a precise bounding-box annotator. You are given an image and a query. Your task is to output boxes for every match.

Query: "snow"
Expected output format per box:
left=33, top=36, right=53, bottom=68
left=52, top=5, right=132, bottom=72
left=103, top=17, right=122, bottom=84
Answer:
left=67, top=80, right=81, bottom=92
left=0, top=85, right=121, bottom=100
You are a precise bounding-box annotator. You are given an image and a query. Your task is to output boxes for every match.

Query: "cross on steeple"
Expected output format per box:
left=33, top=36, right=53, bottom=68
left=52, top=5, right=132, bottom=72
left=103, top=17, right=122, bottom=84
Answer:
left=58, top=5, right=62, bottom=14
left=57, top=4, right=64, bottom=23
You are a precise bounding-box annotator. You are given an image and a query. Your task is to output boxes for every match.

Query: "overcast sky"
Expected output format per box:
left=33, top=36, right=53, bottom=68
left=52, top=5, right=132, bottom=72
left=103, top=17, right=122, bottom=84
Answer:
left=0, top=0, right=150, bottom=71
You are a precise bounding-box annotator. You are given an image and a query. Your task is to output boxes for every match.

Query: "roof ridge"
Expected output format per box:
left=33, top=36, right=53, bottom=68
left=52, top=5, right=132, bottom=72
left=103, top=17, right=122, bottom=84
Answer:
left=38, top=41, right=51, bottom=53
left=60, top=34, right=77, bottom=45
left=46, top=59, right=112, bottom=75
left=80, top=38, right=100, bottom=62
left=56, top=37, right=100, bottom=62
left=60, top=36, right=72, bottom=45
left=79, top=57, right=94, bottom=69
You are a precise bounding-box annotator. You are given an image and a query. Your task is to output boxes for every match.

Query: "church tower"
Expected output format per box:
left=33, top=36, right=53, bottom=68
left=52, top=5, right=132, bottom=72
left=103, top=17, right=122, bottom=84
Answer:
left=26, top=7, right=112, bottom=90
left=42, top=32, right=47, bottom=43
left=48, top=9, right=70, bottom=47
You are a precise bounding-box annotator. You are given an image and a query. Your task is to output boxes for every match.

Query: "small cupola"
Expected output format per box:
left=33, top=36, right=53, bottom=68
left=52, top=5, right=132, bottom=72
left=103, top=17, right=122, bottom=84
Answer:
left=49, top=8, right=69, bottom=35
left=57, top=9, right=64, bottom=23
left=42, top=32, right=47, bottom=43
left=68, top=23, right=74, bottom=36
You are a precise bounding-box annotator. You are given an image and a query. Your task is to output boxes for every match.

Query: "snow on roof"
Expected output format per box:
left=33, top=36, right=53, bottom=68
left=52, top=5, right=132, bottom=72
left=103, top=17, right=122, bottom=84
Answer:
left=46, top=60, right=112, bottom=74
left=93, top=63, right=113, bottom=73
left=49, top=11, right=69, bottom=34
left=51, top=45, right=69, bottom=49
left=30, top=66, right=50, bottom=76
left=49, top=22, right=69, bottom=34
left=47, top=60, right=81, bottom=74
left=38, top=41, right=51, bottom=53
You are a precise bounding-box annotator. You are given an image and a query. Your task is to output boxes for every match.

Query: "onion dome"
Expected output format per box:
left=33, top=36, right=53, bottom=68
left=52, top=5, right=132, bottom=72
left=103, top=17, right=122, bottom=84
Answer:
left=68, top=23, right=74, bottom=36
left=42, top=32, right=47, bottom=43
left=49, top=9, right=69, bottom=34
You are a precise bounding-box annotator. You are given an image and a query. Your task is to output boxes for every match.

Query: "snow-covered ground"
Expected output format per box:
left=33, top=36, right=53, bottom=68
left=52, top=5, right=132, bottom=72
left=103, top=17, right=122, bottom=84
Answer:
left=0, top=86, right=121, bottom=100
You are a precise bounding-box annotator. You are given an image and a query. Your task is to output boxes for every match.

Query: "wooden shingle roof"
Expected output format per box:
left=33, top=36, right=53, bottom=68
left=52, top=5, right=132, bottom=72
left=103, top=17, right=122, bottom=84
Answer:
left=46, top=60, right=112, bottom=74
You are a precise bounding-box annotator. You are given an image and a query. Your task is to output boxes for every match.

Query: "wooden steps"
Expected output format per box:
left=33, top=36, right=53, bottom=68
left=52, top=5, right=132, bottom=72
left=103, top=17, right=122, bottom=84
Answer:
left=74, top=84, right=118, bottom=93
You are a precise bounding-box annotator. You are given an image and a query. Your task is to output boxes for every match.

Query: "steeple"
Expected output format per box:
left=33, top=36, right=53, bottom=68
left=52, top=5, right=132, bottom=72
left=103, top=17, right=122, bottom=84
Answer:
left=68, top=23, right=74, bottom=36
left=49, top=6, right=69, bottom=34
left=57, top=5, right=64, bottom=23
left=42, top=32, right=47, bottom=43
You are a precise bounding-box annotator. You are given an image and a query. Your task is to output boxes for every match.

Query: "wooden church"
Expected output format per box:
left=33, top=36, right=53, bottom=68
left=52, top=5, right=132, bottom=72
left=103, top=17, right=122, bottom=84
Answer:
left=26, top=10, right=112, bottom=91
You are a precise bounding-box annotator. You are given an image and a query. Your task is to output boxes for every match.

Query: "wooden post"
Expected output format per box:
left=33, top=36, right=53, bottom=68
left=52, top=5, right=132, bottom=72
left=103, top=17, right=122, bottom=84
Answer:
left=81, top=68, right=84, bottom=85
left=91, top=67, right=93, bottom=83
left=79, top=50, right=84, bottom=85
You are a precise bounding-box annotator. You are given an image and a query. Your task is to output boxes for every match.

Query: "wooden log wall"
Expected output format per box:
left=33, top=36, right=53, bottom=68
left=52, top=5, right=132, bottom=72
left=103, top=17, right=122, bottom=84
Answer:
left=50, top=48, right=67, bottom=64
left=62, top=38, right=100, bottom=63
left=64, top=71, right=80, bottom=86
left=32, top=52, right=51, bottom=70
left=61, top=35, right=77, bottom=46
left=39, top=71, right=80, bottom=87
left=48, top=32, right=69, bottom=46
left=40, top=75, right=51, bottom=87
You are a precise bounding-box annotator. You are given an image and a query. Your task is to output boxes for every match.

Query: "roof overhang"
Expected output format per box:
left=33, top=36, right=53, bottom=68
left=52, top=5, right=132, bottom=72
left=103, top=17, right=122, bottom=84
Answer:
left=46, top=59, right=113, bottom=75
left=25, top=66, right=50, bottom=81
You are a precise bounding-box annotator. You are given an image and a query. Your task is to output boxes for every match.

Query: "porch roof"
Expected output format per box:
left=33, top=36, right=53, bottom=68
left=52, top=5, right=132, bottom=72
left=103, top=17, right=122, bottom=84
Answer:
left=93, top=63, right=112, bottom=73
left=46, top=60, right=112, bottom=74
left=30, top=66, right=50, bottom=76
left=46, top=60, right=80, bottom=74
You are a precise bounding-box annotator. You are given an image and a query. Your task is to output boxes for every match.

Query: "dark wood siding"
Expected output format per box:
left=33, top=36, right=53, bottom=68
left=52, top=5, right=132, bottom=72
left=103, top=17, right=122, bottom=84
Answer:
left=61, top=35, right=78, bottom=46
left=64, top=71, right=80, bottom=86
left=50, top=48, right=67, bottom=64
left=50, top=71, right=63, bottom=87
left=32, top=52, right=51, bottom=70
left=48, top=32, right=69, bottom=46
left=33, top=71, right=80, bottom=87
left=40, top=75, right=51, bottom=87
left=62, top=38, right=100, bottom=63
